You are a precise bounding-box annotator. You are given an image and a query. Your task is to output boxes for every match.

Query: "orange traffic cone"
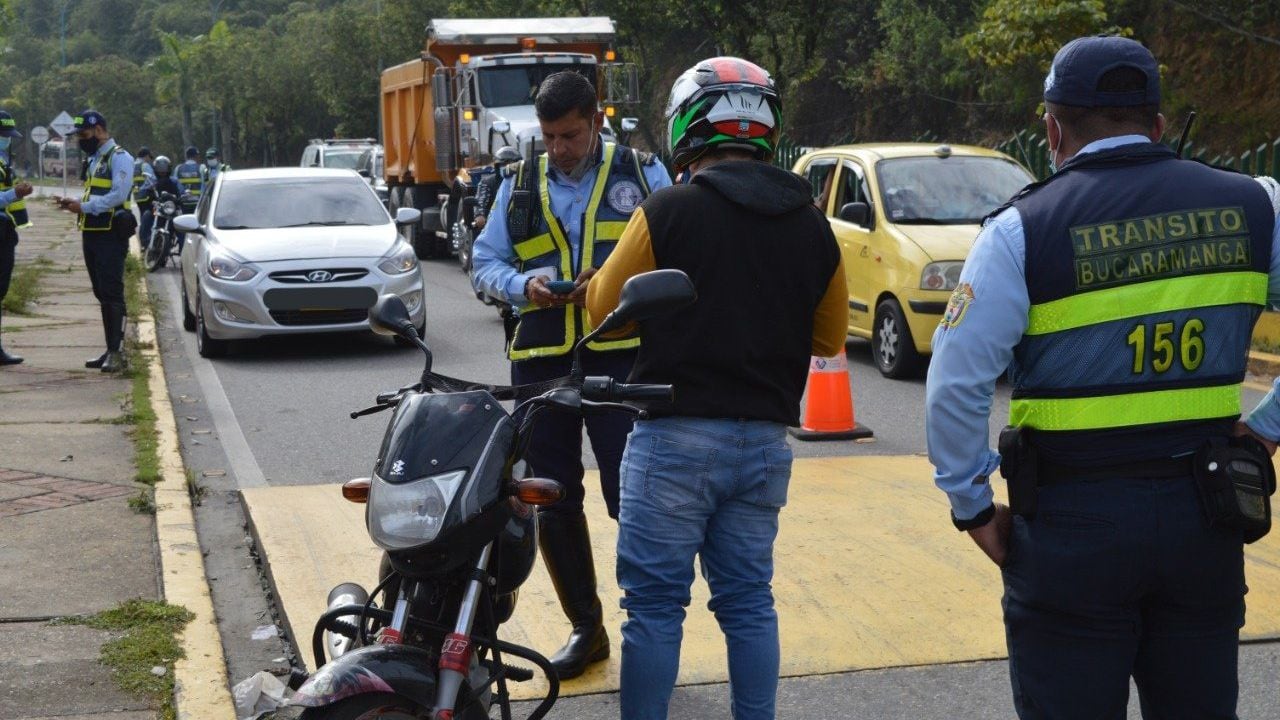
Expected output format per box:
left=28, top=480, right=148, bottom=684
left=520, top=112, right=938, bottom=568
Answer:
left=789, top=353, right=873, bottom=441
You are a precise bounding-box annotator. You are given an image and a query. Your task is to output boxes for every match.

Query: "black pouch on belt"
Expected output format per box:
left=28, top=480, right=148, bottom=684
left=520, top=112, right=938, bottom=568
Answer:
left=999, top=425, right=1039, bottom=519
left=1193, top=436, right=1276, bottom=544
left=112, top=209, right=138, bottom=239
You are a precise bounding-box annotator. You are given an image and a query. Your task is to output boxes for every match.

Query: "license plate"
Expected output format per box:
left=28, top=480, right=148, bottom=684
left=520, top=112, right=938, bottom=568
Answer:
left=262, top=287, right=378, bottom=311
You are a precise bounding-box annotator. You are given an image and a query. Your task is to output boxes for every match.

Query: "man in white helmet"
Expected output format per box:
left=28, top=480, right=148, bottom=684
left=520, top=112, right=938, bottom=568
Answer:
left=588, top=57, right=847, bottom=719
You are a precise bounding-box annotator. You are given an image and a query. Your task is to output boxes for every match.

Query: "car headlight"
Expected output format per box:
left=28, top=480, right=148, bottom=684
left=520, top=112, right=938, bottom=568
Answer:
left=921, top=261, right=963, bottom=291
left=367, top=470, right=467, bottom=550
left=208, top=254, right=257, bottom=282
left=378, top=242, right=418, bottom=275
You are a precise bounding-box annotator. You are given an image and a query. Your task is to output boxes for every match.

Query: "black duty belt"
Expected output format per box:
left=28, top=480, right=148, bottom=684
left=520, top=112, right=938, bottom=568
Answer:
left=1038, top=455, right=1195, bottom=486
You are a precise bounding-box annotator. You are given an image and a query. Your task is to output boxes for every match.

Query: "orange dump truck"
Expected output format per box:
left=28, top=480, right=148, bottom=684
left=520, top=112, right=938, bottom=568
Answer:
left=381, top=17, right=638, bottom=259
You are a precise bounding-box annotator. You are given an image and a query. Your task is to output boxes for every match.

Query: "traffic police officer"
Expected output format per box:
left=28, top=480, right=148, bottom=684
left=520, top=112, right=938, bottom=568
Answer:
left=175, top=145, right=203, bottom=205
left=472, top=70, right=671, bottom=679
left=0, top=110, right=34, bottom=365
left=925, top=36, right=1280, bottom=717
left=133, top=146, right=155, bottom=250
left=55, top=110, right=134, bottom=373
left=203, top=146, right=229, bottom=185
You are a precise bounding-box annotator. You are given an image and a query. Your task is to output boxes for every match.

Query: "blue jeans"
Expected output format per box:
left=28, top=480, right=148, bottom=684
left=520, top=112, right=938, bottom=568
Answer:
left=616, top=417, right=792, bottom=720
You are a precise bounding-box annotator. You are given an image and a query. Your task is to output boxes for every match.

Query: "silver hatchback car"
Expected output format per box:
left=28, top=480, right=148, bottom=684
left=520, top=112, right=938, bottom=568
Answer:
left=175, top=167, right=424, bottom=358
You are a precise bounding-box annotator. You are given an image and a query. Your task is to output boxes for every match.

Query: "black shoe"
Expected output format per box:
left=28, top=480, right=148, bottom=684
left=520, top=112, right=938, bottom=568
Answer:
left=100, top=351, right=126, bottom=373
left=538, top=510, right=610, bottom=679
left=85, top=352, right=108, bottom=369
left=0, top=347, right=21, bottom=365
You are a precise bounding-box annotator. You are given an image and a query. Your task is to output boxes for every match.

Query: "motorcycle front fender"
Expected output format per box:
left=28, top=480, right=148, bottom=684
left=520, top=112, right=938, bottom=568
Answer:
left=291, top=644, right=438, bottom=709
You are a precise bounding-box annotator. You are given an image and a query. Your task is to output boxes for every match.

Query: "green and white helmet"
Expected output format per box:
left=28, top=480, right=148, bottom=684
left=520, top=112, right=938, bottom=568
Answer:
left=665, top=57, right=781, bottom=170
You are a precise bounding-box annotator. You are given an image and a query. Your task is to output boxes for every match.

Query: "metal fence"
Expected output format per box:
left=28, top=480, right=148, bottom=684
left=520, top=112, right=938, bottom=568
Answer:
left=995, top=129, right=1280, bottom=181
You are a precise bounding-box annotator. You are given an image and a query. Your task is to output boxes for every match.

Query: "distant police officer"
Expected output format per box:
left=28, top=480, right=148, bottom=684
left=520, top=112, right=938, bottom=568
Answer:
left=175, top=145, right=203, bottom=206
left=471, top=145, right=520, bottom=233
left=925, top=37, right=1280, bottom=718
left=0, top=110, right=34, bottom=365
left=55, top=110, right=135, bottom=373
left=203, top=147, right=229, bottom=185
left=472, top=71, right=672, bottom=679
left=133, top=146, right=155, bottom=250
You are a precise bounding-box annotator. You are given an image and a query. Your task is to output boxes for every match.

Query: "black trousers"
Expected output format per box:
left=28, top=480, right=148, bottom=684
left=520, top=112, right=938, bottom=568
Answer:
left=1002, top=475, right=1244, bottom=719
left=511, top=347, right=638, bottom=519
left=0, top=222, right=15, bottom=301
left=82, top=229, right=129, bottom=309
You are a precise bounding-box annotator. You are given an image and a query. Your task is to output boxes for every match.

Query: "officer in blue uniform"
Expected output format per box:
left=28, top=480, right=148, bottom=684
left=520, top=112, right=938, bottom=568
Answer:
left=174, top=145, right=204, bottom=208
left=472, top=71, right=671, bottom=679
left=925, top=37, right=1280, bottom=718
left=0, top=110, right=33, bottom=365
left=55, top=110, right=135, bottom=373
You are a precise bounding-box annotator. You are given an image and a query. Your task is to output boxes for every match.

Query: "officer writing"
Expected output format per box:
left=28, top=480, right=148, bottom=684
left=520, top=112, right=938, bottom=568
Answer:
left=925, top=36, right=1280, bottom=718
left=0, top=109, right=34, bottom=366
left=54, top=110, right=135, bottom=374
left=472, top=70, right=671, bottom=679
left=588, top=57, right=847, bottom=719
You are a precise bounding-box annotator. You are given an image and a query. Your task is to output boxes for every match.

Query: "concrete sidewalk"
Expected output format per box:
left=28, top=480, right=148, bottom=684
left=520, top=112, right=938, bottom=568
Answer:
left=0, top=198, right=161, bottom=720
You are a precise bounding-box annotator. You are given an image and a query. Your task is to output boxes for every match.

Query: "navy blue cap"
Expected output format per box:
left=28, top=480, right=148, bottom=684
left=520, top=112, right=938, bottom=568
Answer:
left=0, top=111, right=22, bottom=138
left=73, top=109, right=107, bottom=132
left=1044, top=36, right=1160, bottom=107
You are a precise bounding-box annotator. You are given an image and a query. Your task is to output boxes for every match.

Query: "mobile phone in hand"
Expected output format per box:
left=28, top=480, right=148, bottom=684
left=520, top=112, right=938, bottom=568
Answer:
left=545, top=280, right=576, bottom=294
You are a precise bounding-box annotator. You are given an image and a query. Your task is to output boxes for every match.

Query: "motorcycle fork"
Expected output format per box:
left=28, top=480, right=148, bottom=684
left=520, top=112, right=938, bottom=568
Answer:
left=431, top=542, right=494, bottom=720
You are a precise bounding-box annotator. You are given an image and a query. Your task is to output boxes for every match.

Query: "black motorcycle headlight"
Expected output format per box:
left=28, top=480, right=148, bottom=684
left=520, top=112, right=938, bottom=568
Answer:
left=367, top=470, right=467, bottom=550
left=160, top=200, right=177, bottom=214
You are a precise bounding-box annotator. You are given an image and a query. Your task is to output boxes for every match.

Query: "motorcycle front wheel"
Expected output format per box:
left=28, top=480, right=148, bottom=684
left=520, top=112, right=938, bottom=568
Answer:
left=298, top=692, right=420, bottom=720
left=145, top=232, right=169, bottom=272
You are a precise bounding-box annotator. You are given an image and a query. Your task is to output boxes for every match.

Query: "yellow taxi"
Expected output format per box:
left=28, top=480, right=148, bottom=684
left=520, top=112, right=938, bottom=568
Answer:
left=794, top=144, right=1033, bottom=378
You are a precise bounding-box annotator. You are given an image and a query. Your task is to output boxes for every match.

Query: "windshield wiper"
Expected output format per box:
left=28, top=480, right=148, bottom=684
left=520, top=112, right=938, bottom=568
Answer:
left=277, top=220, right=360, bottom=228
left=894, top=218, right=979, bottom=225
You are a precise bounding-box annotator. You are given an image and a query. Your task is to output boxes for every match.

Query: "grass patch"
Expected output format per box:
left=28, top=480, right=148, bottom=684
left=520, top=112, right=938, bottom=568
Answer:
left=1252, top=338, right=1280, bottom=355
left=1, top=255, right=54, bottom=315
left=185, top=467, right=205, bottom=504
left=128, top=488, right=156, bottom=514
left=61, top=599, right=194, bottom=719
left=123, top=252, right=161, bottom=486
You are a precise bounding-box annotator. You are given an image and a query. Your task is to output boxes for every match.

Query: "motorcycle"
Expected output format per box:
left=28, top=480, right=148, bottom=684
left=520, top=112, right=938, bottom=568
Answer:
left=144, top=191, right=186, bottom=272
left=290, top=269, right=697, bottom=720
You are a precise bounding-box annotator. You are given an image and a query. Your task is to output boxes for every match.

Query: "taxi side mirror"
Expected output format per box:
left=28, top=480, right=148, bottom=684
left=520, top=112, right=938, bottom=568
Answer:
left=839, top=202, right=873, bottom=229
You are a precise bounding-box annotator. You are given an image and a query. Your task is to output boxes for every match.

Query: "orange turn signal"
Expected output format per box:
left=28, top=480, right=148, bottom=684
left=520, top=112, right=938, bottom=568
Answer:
left=605, top=49, right=616, bottom=62
left=459, top=53, right=471, bottom=65
left=512, top=477, right=564, bottom=506
left=520, top=37, right=536, bottom=51
left=605, top=105, right=616, bottom=118
left=342, top=477, right=371, bottom=503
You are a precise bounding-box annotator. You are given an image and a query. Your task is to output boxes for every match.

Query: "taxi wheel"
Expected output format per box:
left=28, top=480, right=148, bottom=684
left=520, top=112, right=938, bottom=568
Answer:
left=873, top=298, right=925, bottom=379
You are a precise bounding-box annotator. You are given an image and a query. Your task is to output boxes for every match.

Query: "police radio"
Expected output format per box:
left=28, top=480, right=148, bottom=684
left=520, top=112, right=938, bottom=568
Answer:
left=507, top=140, right=539, bottom=243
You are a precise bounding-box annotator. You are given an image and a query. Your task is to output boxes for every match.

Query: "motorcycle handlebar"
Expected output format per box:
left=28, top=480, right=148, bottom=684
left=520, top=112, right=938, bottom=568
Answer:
left=580, top=376, right=673, bottom=404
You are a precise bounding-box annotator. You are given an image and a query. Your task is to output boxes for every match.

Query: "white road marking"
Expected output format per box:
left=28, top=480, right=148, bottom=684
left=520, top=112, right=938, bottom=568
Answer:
left=158, top=270, right=268, bottom=488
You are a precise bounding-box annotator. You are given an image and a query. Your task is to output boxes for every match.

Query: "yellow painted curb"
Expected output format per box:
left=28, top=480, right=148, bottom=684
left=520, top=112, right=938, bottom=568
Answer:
left=137, top=251, right=237, bottom=719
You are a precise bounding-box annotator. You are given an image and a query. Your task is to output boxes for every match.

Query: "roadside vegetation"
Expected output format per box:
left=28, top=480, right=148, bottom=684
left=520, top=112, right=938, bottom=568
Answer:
left=60, top=599, right=195, bottom=720
left=1, top=255, right=53, bottom=315
left=0, top=1, right=1275, bottom=168
left=123, top=253, right=162, bottom=511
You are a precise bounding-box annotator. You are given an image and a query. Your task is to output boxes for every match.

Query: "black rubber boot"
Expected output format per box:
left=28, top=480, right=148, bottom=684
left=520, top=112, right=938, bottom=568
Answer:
left=100, top=303, right=126, bottom=373
left=85, top=305, right=110, bottom=368
left=538, top=510, right=609, bottom=679
left=0, top=310, right=21, bottom=365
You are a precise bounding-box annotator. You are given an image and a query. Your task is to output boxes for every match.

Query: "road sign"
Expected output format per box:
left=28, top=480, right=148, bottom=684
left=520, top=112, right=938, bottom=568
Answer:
left=29, top=126, right=48, bottom=144
left=49, top=111, right=75, bottom=138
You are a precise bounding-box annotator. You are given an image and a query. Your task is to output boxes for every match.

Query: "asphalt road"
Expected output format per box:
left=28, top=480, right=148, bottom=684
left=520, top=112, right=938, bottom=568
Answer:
left=147, top=257, right=1280, bottom=718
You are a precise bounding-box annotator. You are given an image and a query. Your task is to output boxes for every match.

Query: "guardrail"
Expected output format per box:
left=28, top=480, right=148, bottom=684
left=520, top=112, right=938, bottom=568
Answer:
left=995, top=129, right=1280, bottom=181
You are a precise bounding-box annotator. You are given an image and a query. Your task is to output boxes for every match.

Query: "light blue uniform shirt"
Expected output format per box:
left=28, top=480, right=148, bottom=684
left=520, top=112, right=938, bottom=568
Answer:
left=81, top=139, right=135, bottom=216
left=0, top=148, right=17, bottom=208
left=472, top=137, right=672, bottom=305
left=925, top=135, right=1280, bottom=520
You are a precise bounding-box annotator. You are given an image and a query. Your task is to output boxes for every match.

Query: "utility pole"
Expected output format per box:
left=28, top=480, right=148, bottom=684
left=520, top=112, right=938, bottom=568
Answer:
left=376, top=0, right=384, bottom=144
left=59, top=0, right=72, bottom=67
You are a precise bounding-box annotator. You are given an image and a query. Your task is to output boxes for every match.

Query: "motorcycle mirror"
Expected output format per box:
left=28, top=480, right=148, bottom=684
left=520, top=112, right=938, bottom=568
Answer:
left=620, top=117, right=639, bottom=133
left=596, top=269, right=697, bottom=335
left=368, top=294, right=416, bottom=337
left=511, top=477, right=564, bottom=506
left=173, top=214, right=202, bottom=234
left=493, top=120, right=511, bottom=134
left=342, top=477, right=370, bottom=503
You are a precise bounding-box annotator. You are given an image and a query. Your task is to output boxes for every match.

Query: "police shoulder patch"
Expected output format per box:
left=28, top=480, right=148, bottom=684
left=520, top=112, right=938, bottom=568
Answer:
left=607, top=179, right=644, bottom=214
left=940, top=282, right=974, bottom=330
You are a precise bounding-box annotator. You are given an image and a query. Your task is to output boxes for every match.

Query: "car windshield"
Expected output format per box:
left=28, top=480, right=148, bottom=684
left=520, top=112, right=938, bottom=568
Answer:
left=875, top=156, right=1032, bottom=224
left=477, top=64, right=595, bottom=107
left=212, top=177, right=389, bottom=230
left=323, top=149, right=365, bottom=169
